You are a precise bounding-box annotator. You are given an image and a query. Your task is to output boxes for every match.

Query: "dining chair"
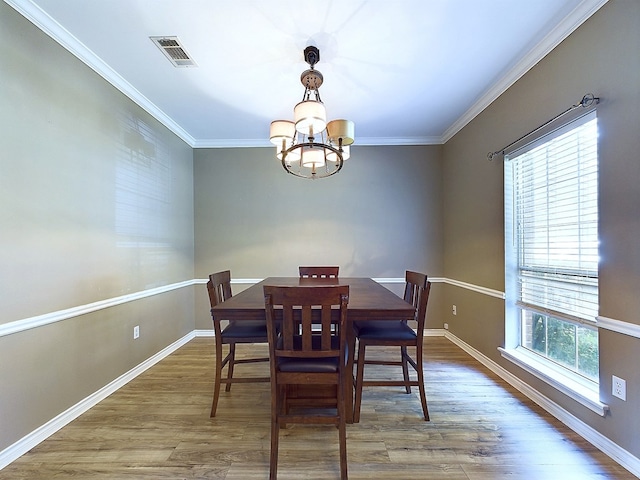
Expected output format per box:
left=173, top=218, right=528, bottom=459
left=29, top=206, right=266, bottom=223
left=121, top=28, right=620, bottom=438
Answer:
left=264, top=285, right=350, bottom=480
left=353, top=270, right=431, bottom=422
left=298, top=266, right=339, bottom=278
left=207, top=270, right=269, bottom=417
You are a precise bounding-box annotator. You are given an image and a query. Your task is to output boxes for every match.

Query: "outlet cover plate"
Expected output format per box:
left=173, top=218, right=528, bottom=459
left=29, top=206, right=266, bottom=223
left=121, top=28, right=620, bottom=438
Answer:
left=612, top=375, right=626, bottom=401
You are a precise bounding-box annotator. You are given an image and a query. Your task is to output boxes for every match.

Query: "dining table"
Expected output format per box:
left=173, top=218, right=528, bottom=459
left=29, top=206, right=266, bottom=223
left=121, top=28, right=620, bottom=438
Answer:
left=210, top=276, right=416, bottom=423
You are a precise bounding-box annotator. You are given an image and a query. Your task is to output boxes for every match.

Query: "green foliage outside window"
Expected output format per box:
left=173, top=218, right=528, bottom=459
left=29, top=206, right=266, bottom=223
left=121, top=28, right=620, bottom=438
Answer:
left=528, top=313, right=599, bottom=381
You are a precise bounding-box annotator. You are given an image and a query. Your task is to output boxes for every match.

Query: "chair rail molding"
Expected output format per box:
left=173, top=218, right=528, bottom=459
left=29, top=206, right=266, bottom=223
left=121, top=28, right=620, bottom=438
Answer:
left=5, top=277, right=637, bottom=341
left=597, top=316, right=640, bottom=339
left=442, top=277, right=505, bottom=299
left=0, top=280, right=195, bottom=338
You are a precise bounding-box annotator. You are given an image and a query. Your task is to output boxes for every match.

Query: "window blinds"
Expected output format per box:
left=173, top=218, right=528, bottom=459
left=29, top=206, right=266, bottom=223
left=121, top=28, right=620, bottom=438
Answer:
left=509, top=113, right=598, bottom=324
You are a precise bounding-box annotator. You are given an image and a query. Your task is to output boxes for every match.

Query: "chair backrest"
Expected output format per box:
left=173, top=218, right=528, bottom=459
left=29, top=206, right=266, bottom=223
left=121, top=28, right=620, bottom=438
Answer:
left=403, top=271, right=431, bottom=331
left=207, top=270, right=233, bottom=308
left=263, top=285, right=349, bottom=361
left=298, top=266, right=340, bottom=279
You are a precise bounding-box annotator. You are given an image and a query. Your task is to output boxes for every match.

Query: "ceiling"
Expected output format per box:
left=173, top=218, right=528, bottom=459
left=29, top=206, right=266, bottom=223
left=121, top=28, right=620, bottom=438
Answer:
left=7, top=0, right=606, bottom=148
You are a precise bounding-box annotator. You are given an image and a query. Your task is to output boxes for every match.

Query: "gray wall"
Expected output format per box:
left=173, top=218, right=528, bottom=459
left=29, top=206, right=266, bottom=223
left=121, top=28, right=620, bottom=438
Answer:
left=441, top=0, right=640, bottom=458
left=193, top=145, right=444, bottom=330
left=2, top=0, right=639, bottom=470
left=0, top=3, right=195, bottom=452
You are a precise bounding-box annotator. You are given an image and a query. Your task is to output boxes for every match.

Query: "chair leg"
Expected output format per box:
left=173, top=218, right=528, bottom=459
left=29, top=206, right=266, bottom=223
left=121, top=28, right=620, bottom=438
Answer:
left=225, top=343, right=236, bottom=392
left=401, top=345, right=411, bottom=394
left=415, top=343, right=429, bottom=421
left=210, top=339, right=224, bottom=417
left=270, top=385, right=281, bottom=480
left=338, top=420, right=348, bottom=480
left=269, top=418, right=279, bottom=480
left=337, top=374, right=348, bottom=480
left=353, top=341, right=366, bottom=423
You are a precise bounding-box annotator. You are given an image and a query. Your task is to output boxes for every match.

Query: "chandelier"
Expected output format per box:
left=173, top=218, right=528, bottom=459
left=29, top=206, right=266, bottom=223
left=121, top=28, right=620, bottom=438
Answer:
left=269, top=46, right=355, bottom=179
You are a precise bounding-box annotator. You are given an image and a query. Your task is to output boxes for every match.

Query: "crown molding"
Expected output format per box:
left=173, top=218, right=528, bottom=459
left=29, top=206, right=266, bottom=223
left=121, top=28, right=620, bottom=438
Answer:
left=191, top=136, right=444, bottom=149
left=5, top=0, right=197, bottom=147
left=191, top=139, right=271, bottom=149
left=6, top=0, right=608, bottom=149
left=441, top=0, right=610, bottom=143
left=354, top=136, right=443, bottom=146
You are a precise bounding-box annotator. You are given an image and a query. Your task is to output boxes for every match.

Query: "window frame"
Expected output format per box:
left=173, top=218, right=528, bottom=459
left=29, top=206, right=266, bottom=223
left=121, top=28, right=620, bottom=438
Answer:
left=501, top=108, right=607, bottom=415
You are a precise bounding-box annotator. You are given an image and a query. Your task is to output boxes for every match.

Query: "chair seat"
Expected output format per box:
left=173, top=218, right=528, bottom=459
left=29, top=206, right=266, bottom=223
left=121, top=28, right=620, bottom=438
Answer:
left=222, top=320, right=267, bottom=339
left=355, top=320, right=416, bottom=341
left=353, top=272, right=431, bottom=423
left=278, top=356, right=339, bottom=373
left=276, top=335, right=340, bottom=372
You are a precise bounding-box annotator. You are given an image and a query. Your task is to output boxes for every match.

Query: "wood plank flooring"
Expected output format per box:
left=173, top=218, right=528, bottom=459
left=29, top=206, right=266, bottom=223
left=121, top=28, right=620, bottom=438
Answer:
left=1, top=336, right=635, bottom=479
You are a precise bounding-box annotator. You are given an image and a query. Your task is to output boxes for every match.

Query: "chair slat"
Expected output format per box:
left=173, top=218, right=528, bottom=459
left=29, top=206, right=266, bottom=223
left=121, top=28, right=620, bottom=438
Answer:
left=298, top=266, right=339, bottom=278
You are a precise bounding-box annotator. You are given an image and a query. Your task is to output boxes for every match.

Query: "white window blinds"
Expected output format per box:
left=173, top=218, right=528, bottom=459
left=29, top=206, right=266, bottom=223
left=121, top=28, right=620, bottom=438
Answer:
left=508, top=112, right=598, bottom=324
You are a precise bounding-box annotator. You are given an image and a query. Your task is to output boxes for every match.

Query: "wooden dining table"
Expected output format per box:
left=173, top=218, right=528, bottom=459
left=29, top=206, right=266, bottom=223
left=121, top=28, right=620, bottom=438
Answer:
left=210, top=276, right=416, bottom=422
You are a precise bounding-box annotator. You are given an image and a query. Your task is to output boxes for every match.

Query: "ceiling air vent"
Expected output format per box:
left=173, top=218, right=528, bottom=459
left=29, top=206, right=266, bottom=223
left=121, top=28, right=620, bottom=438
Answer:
left=150, top=36, right=197, bottom=67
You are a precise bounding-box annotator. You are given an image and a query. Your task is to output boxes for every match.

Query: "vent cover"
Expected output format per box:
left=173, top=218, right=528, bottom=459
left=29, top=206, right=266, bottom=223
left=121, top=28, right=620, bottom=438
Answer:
left=150, top=36, right=197, bottom=67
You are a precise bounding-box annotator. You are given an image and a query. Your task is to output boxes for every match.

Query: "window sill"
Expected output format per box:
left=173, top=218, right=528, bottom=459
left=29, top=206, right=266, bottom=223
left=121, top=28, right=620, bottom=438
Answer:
left=498, top=346, right=609, bottom=416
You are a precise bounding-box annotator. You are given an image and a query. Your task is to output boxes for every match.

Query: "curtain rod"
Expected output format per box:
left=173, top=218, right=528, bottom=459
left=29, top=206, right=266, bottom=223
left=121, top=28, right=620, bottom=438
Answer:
left=487, top=93, right=599, bottom=161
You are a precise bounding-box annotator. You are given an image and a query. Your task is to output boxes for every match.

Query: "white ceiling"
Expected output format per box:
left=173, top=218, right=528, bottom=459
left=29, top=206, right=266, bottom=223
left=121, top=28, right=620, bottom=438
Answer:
left=7, top=0, right=607, bottom=148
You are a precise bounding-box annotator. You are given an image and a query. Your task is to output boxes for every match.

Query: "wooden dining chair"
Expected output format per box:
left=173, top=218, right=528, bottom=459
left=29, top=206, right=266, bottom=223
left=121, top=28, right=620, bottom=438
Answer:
left=264, top=285, right=350, bottom=480
left=353, top=270, right=431, bottom=422
left=298, top=266, right=339, bottom=278
left=207, top=270, right=269, bottom=417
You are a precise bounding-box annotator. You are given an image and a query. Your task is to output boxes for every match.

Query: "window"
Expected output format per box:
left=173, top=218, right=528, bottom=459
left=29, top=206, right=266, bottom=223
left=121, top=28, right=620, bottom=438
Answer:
left=504, top=111, right=599, bottom=388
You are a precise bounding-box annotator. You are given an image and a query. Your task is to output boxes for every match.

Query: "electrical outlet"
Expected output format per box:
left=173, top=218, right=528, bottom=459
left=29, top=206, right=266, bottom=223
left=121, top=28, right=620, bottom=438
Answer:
left=444, top=323, right=449, bottom=330
left=133, top=325, right=140, bottom=340
left=452, top=305, right=457, bottom=315
left=612, top=375, right=626, bottom=401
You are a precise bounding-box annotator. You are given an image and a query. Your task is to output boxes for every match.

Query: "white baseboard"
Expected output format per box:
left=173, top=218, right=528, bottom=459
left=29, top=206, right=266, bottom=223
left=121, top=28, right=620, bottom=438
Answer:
left=3, top=328, right=638, bottom=478
left=194, top=329, right=215, bottom=337
left=0, top=331, right=195, bottom=470
left=442, top=330, right=640, bottom=478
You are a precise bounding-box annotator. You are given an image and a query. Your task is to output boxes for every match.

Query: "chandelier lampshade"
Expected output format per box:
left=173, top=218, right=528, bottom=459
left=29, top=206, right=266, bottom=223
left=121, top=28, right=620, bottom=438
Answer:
left=270, top=120, right=298, bottom=163
left=301, top=146, right=326, bottom=168
left=270, top=46, right=354, bottom=179
left=294, top=100, right=327, bottom=136
left=327, top=145, right=350, bottom=162
left=327, top=119, right=355, bottom=146
left=269, top=120, right=295, bottom=145
left=276, top=142, right=301, bottom=163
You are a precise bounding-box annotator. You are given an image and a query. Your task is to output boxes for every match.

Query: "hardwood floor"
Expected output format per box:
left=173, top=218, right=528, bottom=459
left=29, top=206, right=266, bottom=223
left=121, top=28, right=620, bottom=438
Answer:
left=1, top=336, right=635, bottom=479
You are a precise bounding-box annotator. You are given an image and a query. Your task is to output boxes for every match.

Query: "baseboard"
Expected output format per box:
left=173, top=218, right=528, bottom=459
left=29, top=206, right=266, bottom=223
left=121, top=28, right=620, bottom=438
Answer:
left=3, top=328, right=638, bottom=477
left=194, top=329, right=215, bottom=337
left=0, top=331, right=195, bottom=470
left=442, top=331, right=640, bottom=478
